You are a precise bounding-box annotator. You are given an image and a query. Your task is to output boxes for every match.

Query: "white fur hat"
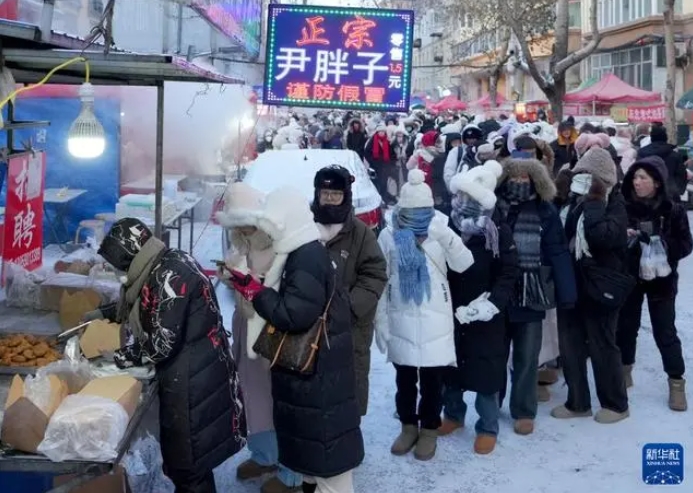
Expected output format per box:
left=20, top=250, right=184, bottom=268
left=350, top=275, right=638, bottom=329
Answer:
left=256, top=186, right=321, bottom=254
left=215, top=182, right=266, bottom=229
left=449, top=160, right=503, bottom=210
left=398, top=169, right=434, bottom=208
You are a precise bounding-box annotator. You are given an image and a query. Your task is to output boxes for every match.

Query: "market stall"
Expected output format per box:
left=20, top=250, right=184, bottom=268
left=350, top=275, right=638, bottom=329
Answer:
left=563, top=73, right=661, bottom=117
left=0, top=26, right=243, bottom=492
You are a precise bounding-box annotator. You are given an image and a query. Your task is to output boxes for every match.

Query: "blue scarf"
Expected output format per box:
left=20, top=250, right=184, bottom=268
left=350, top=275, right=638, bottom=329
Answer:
left=392, top=207, right=434, bottom=306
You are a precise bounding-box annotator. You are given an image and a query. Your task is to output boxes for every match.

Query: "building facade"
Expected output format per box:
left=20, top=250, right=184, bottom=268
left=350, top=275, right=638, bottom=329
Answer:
left=582, top=0, right=691, bottom=104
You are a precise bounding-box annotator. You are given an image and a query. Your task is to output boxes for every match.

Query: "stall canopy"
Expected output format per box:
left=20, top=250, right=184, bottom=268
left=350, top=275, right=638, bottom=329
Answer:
left=676, top=87, right=693, bottom=110
left=433, top=95, right=467, bottom=112
left=563, top=73, right=660, bottom=104
left=468, top=93, right=508, bottom=108
left=2, top=49, right=245, bottom=86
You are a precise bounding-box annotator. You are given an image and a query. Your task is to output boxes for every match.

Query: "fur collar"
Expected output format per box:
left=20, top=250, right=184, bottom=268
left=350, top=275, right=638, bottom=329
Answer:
left=500, top=158, right=556, bottom=201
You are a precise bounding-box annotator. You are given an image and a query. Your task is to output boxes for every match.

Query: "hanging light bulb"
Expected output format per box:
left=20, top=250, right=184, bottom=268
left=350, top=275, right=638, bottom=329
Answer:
left=67, top=82, right=105, bottom=159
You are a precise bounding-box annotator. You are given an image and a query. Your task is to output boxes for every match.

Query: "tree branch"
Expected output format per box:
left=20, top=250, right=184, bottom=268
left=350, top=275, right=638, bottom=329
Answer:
left=508, top=19, right=549, bottom=91
left=553, top=0, right=601, bottom=75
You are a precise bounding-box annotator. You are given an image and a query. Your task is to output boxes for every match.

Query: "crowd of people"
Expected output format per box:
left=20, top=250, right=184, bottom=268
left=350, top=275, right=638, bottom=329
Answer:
left=88, top=108, right=693, bottom=493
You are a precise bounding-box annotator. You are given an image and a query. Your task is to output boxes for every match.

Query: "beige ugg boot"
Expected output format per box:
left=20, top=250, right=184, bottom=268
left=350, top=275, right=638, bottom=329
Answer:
left=623, top=364, right=634, bottom=388
left=390, top=424, right=418, bottom=456
left=594, top=408, right=630, bottom=424
left=550, top=405, right=593, bottom=419
left=414, top=428, right=438, bottom=461
left=668, top=378, right=688, bottom=412
left=537, top=385, right=551, bottom=402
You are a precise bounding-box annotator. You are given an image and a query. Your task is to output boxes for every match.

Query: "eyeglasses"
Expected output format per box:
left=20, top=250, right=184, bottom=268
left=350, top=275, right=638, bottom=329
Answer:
left=320, top=190, right=344, bottom=200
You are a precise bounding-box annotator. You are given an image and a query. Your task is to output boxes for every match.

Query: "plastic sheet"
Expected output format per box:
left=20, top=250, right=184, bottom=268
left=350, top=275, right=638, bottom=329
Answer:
left=122, top=433, right=174, bottom=492
left=36, top=359, right=94, bottom=394
left=640, top=236, right=672, bottom=281
left=37, top=394, right=130, bottom=462
left=3, top=263, right=51, bottom=310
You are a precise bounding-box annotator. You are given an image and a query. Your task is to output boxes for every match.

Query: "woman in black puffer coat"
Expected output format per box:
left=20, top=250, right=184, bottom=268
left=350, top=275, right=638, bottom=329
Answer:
left=231, top=187, right=364, bottom=493
left=617, top=156, right=693, bottom=412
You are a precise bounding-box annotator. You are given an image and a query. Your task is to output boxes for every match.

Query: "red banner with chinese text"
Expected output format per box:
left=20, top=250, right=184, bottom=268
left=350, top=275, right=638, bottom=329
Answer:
left=627, top=104, right=666, bottom=123
left=2, top=152, right=46, bottom=275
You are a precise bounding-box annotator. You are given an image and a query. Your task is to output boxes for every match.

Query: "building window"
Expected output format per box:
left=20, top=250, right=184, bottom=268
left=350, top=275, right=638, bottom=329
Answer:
left=590, top=46, right=653, bottom=90
left=598, top=0, right=669, bottom=28
left=569, top=0, right=581, bottom=27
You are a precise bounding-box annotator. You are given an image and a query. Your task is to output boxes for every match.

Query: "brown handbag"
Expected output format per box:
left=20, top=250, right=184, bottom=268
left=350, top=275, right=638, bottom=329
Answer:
left=252, top=282, right=336, bottom=375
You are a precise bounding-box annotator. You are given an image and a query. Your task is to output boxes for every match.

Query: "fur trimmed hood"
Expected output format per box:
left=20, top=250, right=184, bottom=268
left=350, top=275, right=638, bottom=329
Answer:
left=450, top=159, right=503, bottom=210
left=499, top=158, right=557, bottom=201
left=215, top=182, right=266, bottom=229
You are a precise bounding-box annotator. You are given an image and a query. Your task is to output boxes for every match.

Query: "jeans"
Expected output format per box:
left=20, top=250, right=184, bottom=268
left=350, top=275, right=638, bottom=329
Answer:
left=617, top=286, right=685, bottom=379
left=394, top=364, right=445, bottom=430
left=443, top=386, right=500, bottom=436
left=248, top=430, right=302, bottom=487
left=499, top=321, right=543, bottom=420
left=558, top=306, right=628, bottom=413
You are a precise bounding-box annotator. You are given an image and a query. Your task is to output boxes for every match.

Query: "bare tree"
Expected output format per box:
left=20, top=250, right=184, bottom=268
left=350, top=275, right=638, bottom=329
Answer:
left=663, top=0, right=678, bottom=144
left=426, top=0, right=602, bottom=120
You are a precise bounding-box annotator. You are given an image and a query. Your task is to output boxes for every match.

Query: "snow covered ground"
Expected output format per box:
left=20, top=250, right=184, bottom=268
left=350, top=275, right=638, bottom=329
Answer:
left=196, top=217, right=693, bottom=493
left=4, top=218, right=687, bottom=492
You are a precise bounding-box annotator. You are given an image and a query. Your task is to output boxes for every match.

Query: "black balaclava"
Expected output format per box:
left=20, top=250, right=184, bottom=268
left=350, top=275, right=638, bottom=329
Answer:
left=98, top=218, right=153, bottom=272
left=311, top=165, right=354, bottom=225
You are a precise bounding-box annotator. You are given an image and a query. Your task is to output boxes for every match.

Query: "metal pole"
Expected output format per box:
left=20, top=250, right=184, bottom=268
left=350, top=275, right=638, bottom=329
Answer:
left=154, top=81, right=164, bottom=238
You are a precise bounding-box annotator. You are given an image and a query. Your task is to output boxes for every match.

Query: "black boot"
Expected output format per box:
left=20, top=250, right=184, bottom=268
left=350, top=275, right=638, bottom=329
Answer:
left=302, top=482, right=317, bottom=493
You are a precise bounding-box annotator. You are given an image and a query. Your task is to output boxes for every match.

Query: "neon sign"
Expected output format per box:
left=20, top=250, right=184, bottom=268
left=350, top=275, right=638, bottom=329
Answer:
left=263, top=5, right=414, bottom=112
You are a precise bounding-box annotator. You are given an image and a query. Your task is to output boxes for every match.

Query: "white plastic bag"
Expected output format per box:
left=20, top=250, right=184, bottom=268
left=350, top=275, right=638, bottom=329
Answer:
left=650, top=235, right=672, bottom=278
left=36, top=359, right=94, bottom=394
left=639, top=241, right=657, bottom=281
left=37, top=395, right=129, bottom=462
left=23, top=374, right=52, bottom=413
left=122, top=434, right=174, bottom=492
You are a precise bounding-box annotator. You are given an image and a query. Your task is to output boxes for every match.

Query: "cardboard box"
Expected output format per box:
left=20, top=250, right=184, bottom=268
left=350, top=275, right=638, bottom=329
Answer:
left=78, top=376, right=142, bottom=419
left=54, top=466, right=132, bottom=493
left=80, top=320, right=123, bottom=359
left=1, top=374, right=69, bottom=453
left=38, top=273, right=121, bottom=312
left=59, top=289, right=101, bottom=330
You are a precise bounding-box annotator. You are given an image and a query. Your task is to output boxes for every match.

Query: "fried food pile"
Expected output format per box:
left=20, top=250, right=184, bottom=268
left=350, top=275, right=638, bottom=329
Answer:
left=0, top=334, right=61, bottom=367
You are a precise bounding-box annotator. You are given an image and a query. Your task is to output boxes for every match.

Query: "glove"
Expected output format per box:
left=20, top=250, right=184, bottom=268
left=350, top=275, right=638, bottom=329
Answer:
left=455, top=305, right=474, bottom=325
left=229, top=269, right=266, bottom=302
left=375, top=328, right=389, bottom=355
left=638, top=230, right=651, bottom=244
left=82, top=309, right=104, bottom=323
left=427, top=220, right=450, bottom=244
left=466, top=299, right=500, bottom=323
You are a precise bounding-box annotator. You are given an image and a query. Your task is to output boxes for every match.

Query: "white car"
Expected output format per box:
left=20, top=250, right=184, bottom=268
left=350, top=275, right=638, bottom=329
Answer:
left=221, top=149, right=384, bottom=258
left=242, top=149, right=383, bottom=228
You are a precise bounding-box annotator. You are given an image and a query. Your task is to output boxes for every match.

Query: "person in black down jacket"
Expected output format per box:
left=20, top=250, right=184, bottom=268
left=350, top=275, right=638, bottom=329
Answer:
left=346, top=118, right=368, bottom=160
left=617, top=155, right=693, bottom=412
left=551, top=148, right=631, bottom=425
left=90, top=218, right=246, bottom=493
left=637, top=125, right=688, bottom=200
left=440, top=159, right=519, bottom=455
left=230, top=186, right=364, bottom=493
left=495, top=156, right=577, bottom=436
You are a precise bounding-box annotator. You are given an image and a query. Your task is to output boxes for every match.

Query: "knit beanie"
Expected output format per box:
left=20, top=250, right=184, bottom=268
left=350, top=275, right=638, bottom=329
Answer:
left=571, top=147, right=618, bottom=188
left=575, top=132, right=610, bottom=157
left=215, top=182, right=266, bottom=229
left=398, top=169, right=434, bottom=208
left=449, top=160, right=503, bottom=209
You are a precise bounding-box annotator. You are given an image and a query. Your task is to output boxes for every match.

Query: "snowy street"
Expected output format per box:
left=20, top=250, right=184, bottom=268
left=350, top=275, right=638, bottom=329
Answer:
left=203, top=219, right=693, bottom=493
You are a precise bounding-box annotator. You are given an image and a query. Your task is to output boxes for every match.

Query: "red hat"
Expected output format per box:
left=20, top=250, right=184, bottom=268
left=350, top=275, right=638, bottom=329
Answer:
left=421, top=130, right=438, bottom=147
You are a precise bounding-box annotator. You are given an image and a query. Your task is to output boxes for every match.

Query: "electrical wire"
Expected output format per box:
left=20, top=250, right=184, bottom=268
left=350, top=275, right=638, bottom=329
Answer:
left=186, top=83, right=211, bottom=116
left=0, top=56, right=91, bottom=111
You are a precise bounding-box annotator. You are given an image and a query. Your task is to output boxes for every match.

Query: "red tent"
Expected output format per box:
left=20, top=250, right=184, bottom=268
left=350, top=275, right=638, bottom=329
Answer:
left=468, top=93, right=508, bottom=108
left=433, top=95, right=467, bottom=112
left=563, top=73, right=660, bottom=104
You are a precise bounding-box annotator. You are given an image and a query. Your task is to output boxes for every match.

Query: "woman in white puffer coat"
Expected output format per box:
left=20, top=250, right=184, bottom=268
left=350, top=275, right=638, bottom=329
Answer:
left=375, top=169, right=473, bottom=462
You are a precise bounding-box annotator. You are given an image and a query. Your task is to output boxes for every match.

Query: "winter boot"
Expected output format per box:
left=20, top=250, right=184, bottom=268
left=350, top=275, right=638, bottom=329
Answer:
left=513, top=419, right=534, bottom=435
left=414, top=428, right=438, bottom=461
left=390, top=424, right=419, bottom=456
left=537, top=385, right=551, bottom=402
left=623, top=364, right=634, bottom=389
left=437, top=418, right=463, bottom=436
left=668, top=378, right=688, bottom=412
left=550, top=405, right=593, bottom=419
left=473, top=434, right=497, bottom=455
left=594, top=408, right=630, bottom=424
left=538, top=367, right=559, bottom=385
left=237, top=459, right=278, bottom=480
